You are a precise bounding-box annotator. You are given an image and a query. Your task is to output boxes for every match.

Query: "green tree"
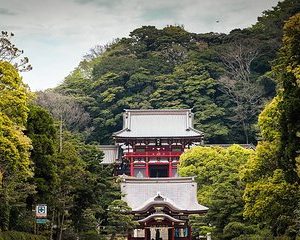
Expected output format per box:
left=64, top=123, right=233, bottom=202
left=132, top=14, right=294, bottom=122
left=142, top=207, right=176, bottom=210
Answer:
left=243, top=13, right=300, bottom=238
left=242, top=97, right=298, bottom=237
left=179, top=145, right=253, bottom=239
left=71, top=144, right=121, bottom=239
left=0, top=61, right=33, bottom=231
left=51, top=133, right=86, bottom=240
left=276, top=13, right=300, bottom=184
left=25, top=105, right=57, bottom=204
left=107, top=200, right=137, bottom=240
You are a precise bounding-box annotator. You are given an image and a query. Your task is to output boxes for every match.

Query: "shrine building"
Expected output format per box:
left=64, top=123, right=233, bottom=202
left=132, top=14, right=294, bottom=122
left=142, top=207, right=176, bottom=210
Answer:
left=102, top=109, right=208, bottom=240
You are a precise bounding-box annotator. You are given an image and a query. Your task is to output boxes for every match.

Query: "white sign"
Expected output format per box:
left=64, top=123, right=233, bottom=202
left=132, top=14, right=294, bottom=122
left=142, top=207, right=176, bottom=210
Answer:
left=36, top=204, right=47, bottom=218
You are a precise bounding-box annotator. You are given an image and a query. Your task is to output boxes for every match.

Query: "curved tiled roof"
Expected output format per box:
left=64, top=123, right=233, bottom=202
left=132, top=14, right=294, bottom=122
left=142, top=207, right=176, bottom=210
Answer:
left=120, top=176, right=208, bottom=213
left=113, top=109, right=203, bottom=139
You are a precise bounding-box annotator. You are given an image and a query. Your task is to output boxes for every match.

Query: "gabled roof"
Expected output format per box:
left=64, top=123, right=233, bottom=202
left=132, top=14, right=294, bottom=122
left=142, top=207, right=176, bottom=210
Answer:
left=113, top=109, right=204, bottom=139
left=120, top=176, right=208, bottom=213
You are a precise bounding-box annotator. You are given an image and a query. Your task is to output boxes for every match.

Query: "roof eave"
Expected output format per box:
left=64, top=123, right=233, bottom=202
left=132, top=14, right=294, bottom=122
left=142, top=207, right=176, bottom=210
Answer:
left=114, top=135, right=203, bottom=140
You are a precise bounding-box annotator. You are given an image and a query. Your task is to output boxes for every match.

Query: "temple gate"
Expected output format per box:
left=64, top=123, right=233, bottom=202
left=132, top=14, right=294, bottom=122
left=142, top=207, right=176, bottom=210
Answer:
left=103, top=109, right=208, bottom=239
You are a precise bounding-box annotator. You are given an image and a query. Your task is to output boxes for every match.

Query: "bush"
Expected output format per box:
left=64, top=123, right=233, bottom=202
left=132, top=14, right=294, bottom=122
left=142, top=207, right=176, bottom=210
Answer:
left=79, top=230, right=105, bottom=240
left=223, top=222, right=256, bottom=239
left=0, top=231, right=47, bottom=240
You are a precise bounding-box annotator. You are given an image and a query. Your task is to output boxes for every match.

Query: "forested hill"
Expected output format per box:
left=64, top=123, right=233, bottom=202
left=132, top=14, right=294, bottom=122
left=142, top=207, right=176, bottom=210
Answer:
left=51, top=0, right=300, bottom=145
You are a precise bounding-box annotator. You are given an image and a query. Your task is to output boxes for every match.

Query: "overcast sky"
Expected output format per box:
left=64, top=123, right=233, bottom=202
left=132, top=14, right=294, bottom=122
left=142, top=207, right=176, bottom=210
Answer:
left=0, top=0, right=280, bottom=91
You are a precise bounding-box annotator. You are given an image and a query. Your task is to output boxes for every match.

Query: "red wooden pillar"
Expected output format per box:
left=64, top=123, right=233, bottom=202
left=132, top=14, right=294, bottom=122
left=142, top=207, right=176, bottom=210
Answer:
left=188, top=226, right=192, bottom=240
left=168, top=158, right=172, bottom=177
left=130, top=158, right=134, bottom=176
left=171, top=223, right=175, bottom=240
left=145, top=158, right=149, bottom=177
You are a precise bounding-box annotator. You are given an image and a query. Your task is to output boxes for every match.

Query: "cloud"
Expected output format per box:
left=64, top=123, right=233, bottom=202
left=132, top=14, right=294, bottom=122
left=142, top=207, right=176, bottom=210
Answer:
left=73, top=0, right=123, bottom=8
left=0, top=0, right=280, bottom=90
left=0, top=7, right=16, bottom=15
left=140, top=7, right=179, bottom=21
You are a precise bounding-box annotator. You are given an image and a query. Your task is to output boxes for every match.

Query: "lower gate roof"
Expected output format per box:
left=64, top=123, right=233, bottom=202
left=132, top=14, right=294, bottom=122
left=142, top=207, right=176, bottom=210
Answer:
left=120, top=176, right=208, bottom=213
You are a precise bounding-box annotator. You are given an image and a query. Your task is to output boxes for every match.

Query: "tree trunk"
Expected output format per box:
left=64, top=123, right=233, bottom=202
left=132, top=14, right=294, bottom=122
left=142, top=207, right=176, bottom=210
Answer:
left=59, top=115, right=63, bottom=153
left=242, top=120, right=249, bottom=144
left=0, top=199, right=10, bottom=231
left=50, top=209, right=55, bottom=240
left=58, top=211, right=65, bottom=240
left=0, top=177, right=10, bottom=231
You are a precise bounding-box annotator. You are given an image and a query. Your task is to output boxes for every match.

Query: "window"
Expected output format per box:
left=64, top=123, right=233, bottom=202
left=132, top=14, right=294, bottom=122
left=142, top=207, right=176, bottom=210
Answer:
left=133, top=229, right=145, bottom=238
left=134, top=168, right=146, bottom=178
left=136, top=147, right=145, bottom=152
left=175, top=228, right=188, bottom=238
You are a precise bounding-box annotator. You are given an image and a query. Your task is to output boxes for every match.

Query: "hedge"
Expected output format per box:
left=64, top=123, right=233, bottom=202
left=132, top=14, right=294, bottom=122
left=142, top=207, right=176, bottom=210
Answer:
left=0, top=231, right=47, bottom=240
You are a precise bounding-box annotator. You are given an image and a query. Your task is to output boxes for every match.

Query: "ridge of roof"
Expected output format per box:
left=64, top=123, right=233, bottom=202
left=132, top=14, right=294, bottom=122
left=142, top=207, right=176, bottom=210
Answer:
left=138, top=213, right=185, bottom=223
left=124, top=109, right=192, bottom=113
left=120, top=176, right=196, bottom=183
left=99, top=145, right=118, bottom=148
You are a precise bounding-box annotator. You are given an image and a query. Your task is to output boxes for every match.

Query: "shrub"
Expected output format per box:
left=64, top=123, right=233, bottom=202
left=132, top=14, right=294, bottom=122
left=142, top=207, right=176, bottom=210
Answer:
left=0, top=231, right=47, bottom=240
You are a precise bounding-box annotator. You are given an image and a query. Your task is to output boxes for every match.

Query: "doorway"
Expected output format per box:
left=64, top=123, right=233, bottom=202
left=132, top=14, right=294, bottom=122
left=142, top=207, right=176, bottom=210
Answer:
left=149, top=164, right=169, bottom=177
left=150, top=227, right=169, bottom=240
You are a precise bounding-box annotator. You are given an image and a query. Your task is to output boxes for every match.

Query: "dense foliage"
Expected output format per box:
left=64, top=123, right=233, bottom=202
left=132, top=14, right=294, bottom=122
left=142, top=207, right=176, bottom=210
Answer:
left=55, top=0, right=300, bottom=145
left=243, top=12, right=300, bottom=238
left=179, top=10, right=300, bottom=239
left=0, top=231, right=47, bottom=240
left=0, top=38, right=134, bottom=240
left=1, top=0, right=300, bottom=239
left=179, top=145, right=255, bottom=239
left=0, top=61, right=33, bottom=231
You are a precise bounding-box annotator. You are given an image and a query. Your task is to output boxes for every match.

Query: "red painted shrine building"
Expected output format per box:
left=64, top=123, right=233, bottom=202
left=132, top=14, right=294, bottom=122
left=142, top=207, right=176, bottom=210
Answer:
left=103, top=109, right=208, bottom=240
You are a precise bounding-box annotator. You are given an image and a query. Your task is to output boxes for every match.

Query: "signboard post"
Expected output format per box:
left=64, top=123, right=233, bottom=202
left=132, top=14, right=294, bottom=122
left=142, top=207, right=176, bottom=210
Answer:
left=35, top=204, right=47, bottom=224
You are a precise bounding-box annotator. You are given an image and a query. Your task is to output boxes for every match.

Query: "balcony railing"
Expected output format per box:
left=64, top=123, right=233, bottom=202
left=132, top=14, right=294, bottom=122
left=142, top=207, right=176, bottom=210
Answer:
left=124, top=151, right=182, bottom=158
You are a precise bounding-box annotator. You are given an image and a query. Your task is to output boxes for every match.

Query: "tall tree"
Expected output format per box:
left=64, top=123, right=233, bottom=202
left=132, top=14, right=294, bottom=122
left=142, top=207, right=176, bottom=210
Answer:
left=0, top=61, right=33, bottom=231
left=242, top=96, right=298, bottom=237
left=276, top=13, right=300, bottom=183
left=25, top=105, right=57, bottom=204
left=179, top=145, right=254, bottom=239
left=242, top=13, right=300, bottom=238
left=217, top=40, right=265, bottom=144
left=107, top=200, right=137, bottom=240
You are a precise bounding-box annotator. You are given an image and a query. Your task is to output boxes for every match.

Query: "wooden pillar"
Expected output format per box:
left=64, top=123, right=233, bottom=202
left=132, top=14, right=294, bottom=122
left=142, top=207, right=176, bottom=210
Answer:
left=171, top=223, right=175, bottom=240
left=145, top=228, right=150, bottom=240
left=168, top=158, right=172, bottom=177
left=130, top=158, right=134, bottom=176
left=145, top=158, right=149, bottom=177
left=188, top=226, right=192, bottom=240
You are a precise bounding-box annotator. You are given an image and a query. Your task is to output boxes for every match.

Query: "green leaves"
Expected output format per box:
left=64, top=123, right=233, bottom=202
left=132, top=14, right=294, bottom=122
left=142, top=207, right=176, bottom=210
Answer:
left=0, top=61, right=30, bottom=126
left=107, top=200, right=137, bottom=238
left=243, top=170, right=298, bottom=223
left=0, top=62, right=32, bottom=231
left=179, top=145, right=253, bottom=238
left=242, top=15, right=300, bottom=236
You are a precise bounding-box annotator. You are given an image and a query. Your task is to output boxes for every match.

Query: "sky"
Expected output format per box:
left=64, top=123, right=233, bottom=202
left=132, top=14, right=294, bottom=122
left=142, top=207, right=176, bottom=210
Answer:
left=0, top=0, right=280, bottom=91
